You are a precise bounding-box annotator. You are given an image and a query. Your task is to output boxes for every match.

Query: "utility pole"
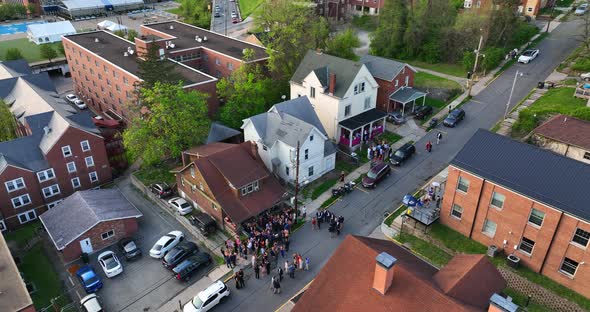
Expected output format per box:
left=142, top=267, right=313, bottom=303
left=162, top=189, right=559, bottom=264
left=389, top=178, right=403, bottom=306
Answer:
left=546, top=1, right=556, bottom=33
left=294, top=141, right=300, bottom=223
left=468, top=34, right=484, bottom=97
left=505, top=70, right=522, bottom=119
left=224, top=0, right=228, bottom=36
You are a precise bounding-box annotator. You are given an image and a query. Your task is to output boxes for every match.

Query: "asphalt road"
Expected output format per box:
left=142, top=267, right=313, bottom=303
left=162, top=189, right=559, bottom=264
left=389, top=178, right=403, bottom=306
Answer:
left=211, top=0, right=239, bottom=35
left=215, top=18, right=584, bottom=312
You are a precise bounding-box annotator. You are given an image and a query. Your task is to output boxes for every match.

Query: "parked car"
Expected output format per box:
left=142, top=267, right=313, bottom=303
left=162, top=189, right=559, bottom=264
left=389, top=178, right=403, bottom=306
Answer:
left=163, top=241, right=199, bottom=269
left=98, top=250, right=123, bottom=278
left=76, top=265, right=103, bottom=293
left=443, top=108, right=466, bottom=127
left=232, top=17, right=239, bottom=23
left=183, top=280, right=229, bottom=311
left=65, top=94, right=79, bottom=103
left=118, top=237, right=142, bottom=261
left=74, top=99, right=87, bottom=110
left=389, top=143, right=416, bottom=166
left=231, top=11, right=237, bottom=18
left=174, top=252, right=211, bottom=281
left=168, top=197, right=193, bottom=215
left=362, top=162, right=391, bottom=188
left=575, top=3, right=588, bottom=15
left=387, top=111, right=406, bottom=124
left=214, top=11, right=221, bottom=17
left=80, top=294, right=102, bottom=312
left=189, top=212, right=217, bottom=236
left=518, top=49, right=539, bottom=64
left=150, top=230, right=184, bottom=259
left=414, top=105, right=433, bottom=120
left=150, top=183, right=173, bottom=198
left=581, top=72, right=590, bottom=81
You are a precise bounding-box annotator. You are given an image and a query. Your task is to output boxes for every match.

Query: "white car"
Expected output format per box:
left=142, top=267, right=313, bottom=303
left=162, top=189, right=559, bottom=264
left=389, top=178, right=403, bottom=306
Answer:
left=65, top=94, right=79, bottom=103
left=518, top=49, right=539, bottom=64
left=150, top=230, right=184, bottom=259
left=231, top=11, right=237, bottom=18
left=97, top=251, right=123, bottom=278
left=80, top=294, right=102, bottom=312
left=74, top=99, right=87, bottom=110
left=168, top=197, right=193, bottom=215
left=575, top=3, right=588, bottom=15
left=183, top=281, right=230, bottom=312
left=581, top=72, right=590, bottom=81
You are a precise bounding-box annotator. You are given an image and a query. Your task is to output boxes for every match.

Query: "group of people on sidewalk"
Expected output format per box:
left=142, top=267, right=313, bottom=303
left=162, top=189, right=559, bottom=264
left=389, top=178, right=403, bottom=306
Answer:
left=311, top=209, right=344, bottom=238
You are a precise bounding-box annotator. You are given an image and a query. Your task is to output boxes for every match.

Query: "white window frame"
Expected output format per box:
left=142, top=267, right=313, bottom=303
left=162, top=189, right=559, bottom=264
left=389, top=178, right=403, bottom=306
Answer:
left=490, top=191, right=505, bottom=209
left=80, top=140, right=91, bottom=152
left=241, top=180, right=259, bottom=196
left=308, top=166, right=314, bottom=177
left=451, top=204, right=463, bottom=219
left=571, top=228, right=590, bottom=248
left=11, top=194, right=31, bottom=209
left=364, top=96, right=371, bottom=109
left=37, top=168, right=55, bottom=182
left=47, top=199, right=63, bottom=209
left=482, top=219, right=497, bottom=237
left=360, top=82, right=365, bottom=92
left=5, top=177, right=26, bottom=192
left=17, top=209, right=37, bottom=224
left=42, top=184, right=61, bottom=199
left=559, top=257, right=579, bottom=277
left=190, top=166, right=196, bottom=178
left=0, top=219, right=6, bottom=232
left=85, top=156, right=94, bottom=167
left=89, top=171, right=98, bottom=183
left=67, top=161, right=77, bottom=173
left=101, top=229, right=115, bottom=240
left=304, top=149, right=309, bottom=160
left=71, top=177, right=81, bottom=189
left=584, top=152, right=590, bottom=160
left=457, top=177, right=469, bottom=193
left=344, top=105, right=351, bottom=117
left=62, top=145, right=72, bottom=157
left=310, top=87, right=316, bottom=98
left=528, top=208, right=545, bottom=227
left=518, top=237, right=535, bottom=255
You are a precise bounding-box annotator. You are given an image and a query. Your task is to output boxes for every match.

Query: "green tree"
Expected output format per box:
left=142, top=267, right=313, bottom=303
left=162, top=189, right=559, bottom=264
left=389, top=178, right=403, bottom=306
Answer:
left=39, top=44, right=57, bottom=63
left=178, top=0, right=211, bottom=28
left=113, top=30, right=125, bottom=38
left=127, top=29, right=138, bottom=42
left=57, top=43, right=65, bottom=56
left=26, top=3, right=37, bottom=15
left=326, top=28, right=361, bottom=61
left=122, top=82, right=210, bottom=165
left=5, top=48, right=23, bottom=60
left=136, top=42, right=182, bottom=90
left=0, top=100, right=17, bottom=142
left=370, top=0, right=408, bottom=58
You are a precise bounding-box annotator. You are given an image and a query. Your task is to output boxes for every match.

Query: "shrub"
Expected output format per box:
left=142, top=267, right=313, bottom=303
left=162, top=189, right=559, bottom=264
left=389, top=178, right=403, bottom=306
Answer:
left=481, top=47, right=506, bottom=72
left=510, top=22, right=539, bottom=47
left=462, top=51, right=475, bottom=71
left=571, top=58, right=590, bottom=72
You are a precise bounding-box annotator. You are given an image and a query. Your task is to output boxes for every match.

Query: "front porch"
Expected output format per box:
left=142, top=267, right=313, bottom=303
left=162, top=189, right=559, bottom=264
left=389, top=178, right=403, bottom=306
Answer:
left=338, top=108, right=387, bottom=150
left=388, top=87, right=427, bottom=115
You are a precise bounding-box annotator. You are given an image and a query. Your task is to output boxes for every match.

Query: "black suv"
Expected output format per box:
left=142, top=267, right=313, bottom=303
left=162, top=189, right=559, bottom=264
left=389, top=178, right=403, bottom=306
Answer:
left=443, top=108, right=466, bottom=127
left=189, top=212, right=217, bottom=236
left=150, top=183, right=173, bottom=198
left=389, top=143, right=416, bottom=166
left=118, top=237, right=142, bottom=261
left=414, top=105, right=433, bottom=120
left=173, top=252, right=212, bottom=281
left=362, top=162, right=391, bottom=188
left=163, top=241, right=198, bottom=269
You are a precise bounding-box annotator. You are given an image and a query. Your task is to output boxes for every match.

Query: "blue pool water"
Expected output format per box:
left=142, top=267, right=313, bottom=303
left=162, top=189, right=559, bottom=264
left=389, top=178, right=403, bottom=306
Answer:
left=0, top=21, right=46, bottom=35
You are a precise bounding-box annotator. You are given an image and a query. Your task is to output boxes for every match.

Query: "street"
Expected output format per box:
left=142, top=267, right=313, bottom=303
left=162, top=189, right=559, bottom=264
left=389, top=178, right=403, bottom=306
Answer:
left=216, top=18, right=584, bottom=312
left=211, top=0, right=239, bottom=36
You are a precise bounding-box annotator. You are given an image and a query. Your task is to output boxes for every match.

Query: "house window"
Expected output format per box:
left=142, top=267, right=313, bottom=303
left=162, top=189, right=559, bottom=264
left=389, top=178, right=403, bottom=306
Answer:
left=42, top=184, right=60, bottom=198
left=310, top=135, right=314, bottom=141
left=67, top=161, right=77, bottom=173
left=490, top=192, right=505, bottom=209
left=199, top=182, right=204, bottom=191
left=262, top=145, right=268, bottom=151
left=123, top=77, right=129, bottom=85
left=464, top=0, right=472, bottom=8
left=395, top=79, right=399, bottom=87
left=304, top=149, right=309, bottom=160
left=482, top=219, right=497, bottom=237
left=190, top=166, right=196, bottom=178
left=11, top=194, right=31, bottom=208
left=527, top=7, right=532, bottom=12
left=344, top=105, right=351, bottom=117
left=98, top=73, right=102, bottom=80
left=286, top=166, right=290, bottom=176
left=17, top=209, right=37, bottom=224
left=354, top=85, right=358, bottom=94
left=71, top=177, right=81, bottom=189
left=241, top=181, right=259, bottom=196
left=47, top=200, right=63, bottom=209
left=37, top=169, right=55, bottom=182
left=572, top=228, right=590, bottom=247
left=101, top=230, right=115, bottom=240
left=62, top=145, right=72, bottom=157
left=215, top=58, right=221, bottom=65
left=227, top=62, right=234, bottom=70
left=310, top=87, right=316, bottom=98
left=583, top=152, right=590, bottom=160
left=85, top=156, right=94, bottom=167
left=364, top=97, right=371, bottom=109
left=0, top=219, right=6, bottom=232
left=89, top=171, right=98, bottom=183
left=5, top=177, right=25, bottom=192
left=308, top=166, right=314, bottom=177
left=360, top=82, right=365, bottom=92
left=116, top=85, right=121, bottom=92
left=457, top=177, right=469, bottom=192
left=451, top=204, right=463, bottom=219
left=560, top=257, right=579, bottom=277
left=405, top=76, right=409, bottom=86
left=519, top=237, right=535, bottom=255
left=528, top=208, right=545, bottom=227
left=212, top=202, right=218, bottom=210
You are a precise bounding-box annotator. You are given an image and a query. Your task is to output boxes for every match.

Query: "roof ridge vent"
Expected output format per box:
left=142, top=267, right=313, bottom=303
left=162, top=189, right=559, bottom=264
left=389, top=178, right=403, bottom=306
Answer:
left=94, top=37, right=99, bottom=43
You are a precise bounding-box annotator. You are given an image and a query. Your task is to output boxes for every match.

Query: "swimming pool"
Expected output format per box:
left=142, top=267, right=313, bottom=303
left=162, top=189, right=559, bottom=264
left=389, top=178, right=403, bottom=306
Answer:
left=0, top=21, right=46, bottom=35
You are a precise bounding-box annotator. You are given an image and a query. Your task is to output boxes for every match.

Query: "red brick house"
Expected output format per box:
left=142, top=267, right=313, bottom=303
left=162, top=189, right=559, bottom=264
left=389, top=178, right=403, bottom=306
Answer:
left=173, top=142, right=285, bottom=232
left=360, top=55, right=426, bottom=115
left=441, top=129, right=590, bottom=299
left=39, top=189, right=142, bottom=262
left=0, top=63, right=112, bottom=232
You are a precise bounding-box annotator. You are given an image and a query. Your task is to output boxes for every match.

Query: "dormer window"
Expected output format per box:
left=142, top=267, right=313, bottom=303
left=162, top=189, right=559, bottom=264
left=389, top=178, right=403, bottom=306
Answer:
left=241, top=181, right=259, bottom=196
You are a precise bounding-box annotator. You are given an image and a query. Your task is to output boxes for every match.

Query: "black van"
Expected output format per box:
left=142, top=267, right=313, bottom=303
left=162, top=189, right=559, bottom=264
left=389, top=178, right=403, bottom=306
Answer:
left=173, top=252, right=212, bottom=281
left=189, top=212, right=217, bottom=236
left=162, top=241, right=198, bottom=269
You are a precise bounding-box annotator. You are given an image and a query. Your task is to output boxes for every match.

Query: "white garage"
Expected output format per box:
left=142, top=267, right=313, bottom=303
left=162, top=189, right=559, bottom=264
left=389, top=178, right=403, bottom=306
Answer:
left=27, top=21, right=76, bottom=45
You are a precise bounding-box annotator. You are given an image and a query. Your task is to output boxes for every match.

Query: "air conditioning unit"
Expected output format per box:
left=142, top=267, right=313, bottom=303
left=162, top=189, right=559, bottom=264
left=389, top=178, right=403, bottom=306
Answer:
left=123, top=52, right=128, bottom=56
left=195, top=35, right=200, bottom=41
left=202, top=36, right=207, bottom=42
left=169, top=43, right=175, bottom=48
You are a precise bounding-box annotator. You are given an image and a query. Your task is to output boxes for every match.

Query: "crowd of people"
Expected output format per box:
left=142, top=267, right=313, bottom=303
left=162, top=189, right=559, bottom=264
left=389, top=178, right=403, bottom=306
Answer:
left=311, top=209, right=344, bottom=238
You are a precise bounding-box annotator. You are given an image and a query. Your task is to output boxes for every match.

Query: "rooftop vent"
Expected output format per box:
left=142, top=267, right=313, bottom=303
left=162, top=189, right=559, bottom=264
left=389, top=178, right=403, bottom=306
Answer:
left=94, top=37, right=100, bottom=43
left=165, top=41, right=175, bottom=49
left=127, top=47, right=135, bottom=55
left=124, top=52, right=129, bottom=57
left=203, top=36, right=207, bottom=42
left=43, top=126, right=51, bottom=135
left=170, top=25, right=174, bottom=30
left=195, top=35, right=200, bottom=41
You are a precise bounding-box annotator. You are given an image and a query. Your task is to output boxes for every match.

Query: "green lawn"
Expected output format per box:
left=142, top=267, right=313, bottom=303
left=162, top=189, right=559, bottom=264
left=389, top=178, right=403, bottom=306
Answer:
left=414, top=72, right=462, bottom=90
left=20, top=245, right=65, bottom=309
left=134, top=162, right=179, bottom=185
left=0, top=38, right=64, bottom=63
left=504, top=288, right=553, bottom=312
left=352, top=15, right=378, bottom=31
left=512, top=87, right=590, bottom=138
left=395, top=233, right=453, bottom=268
left=238, top=0, right=264, bottom=19
left=166, top=7, right=181, bottom=15
left=4, top=221, right=40, bottom=248
left=429, top=223, right=487, bottom=254
left=311, top=178, right=338, bottom=200
left=404, top=60, right=466, bottom=78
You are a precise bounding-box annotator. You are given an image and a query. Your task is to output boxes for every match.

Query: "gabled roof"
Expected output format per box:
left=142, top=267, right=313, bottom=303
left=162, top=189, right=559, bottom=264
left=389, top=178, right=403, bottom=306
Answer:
left=40, top=189, right=143, bottom=250
left=269, top=96, right=327, bottom=136
left=291, top=50, right=365, bottom=98
left=0, top=60, right=32, bottom=79
left=389, top=87, right=427, bottom=104
left=532, top=114, right=590, bottom=151
left=452, top=129, right=590, bottom=221
left=206, top=122, right=241, bottom=144
left=360, top=55, right=416, bottom=82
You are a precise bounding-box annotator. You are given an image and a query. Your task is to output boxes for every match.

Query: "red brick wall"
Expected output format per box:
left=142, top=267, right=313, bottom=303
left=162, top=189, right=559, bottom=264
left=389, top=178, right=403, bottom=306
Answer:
left=0, top=166, right=45, bottom=230
left=61, top=218, right=139, bottom=262
left=374, top=66, right=415, bottom=112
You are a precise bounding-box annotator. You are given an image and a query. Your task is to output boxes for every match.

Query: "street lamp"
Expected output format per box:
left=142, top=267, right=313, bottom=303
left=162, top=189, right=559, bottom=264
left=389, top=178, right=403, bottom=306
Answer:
left=505, top=70, right=524, bottom=119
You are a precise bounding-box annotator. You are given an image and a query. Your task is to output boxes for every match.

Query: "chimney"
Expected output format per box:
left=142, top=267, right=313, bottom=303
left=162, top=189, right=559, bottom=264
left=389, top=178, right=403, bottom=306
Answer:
left=488, top=293, right=519, bottom=312
left=43, top=126, right=51, bottom=135
left=373, top=252, right=396, bottom=295
left=328, top=72, right=336, bottom=96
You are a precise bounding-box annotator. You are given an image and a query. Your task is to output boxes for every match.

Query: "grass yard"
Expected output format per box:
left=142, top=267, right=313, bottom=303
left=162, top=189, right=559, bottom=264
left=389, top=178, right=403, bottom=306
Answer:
left=395, top=233, right=452, bottom=268
left=0, top=38, right=63, bottom=63
left=238, top=0, right=264, bottom=19
left=310, top=178, right=338, bottom=200
left=351, top=15, right=378, bottom=31
left=503, top=288, right=553, bottom=312
left=404, top=60, right=466, bottom=78
left=20, top=245, right=64, bottom=309
left=414, top=72, right=463, bottom=90
left=166, top=7, right=181, bottom=15
left=134, top=162, right=179, bottom=186
left=511, top=87, right=590, bottom=138
left=428, top=223, right=487, bottom=254
left=4, top=221, right=40, bottom=248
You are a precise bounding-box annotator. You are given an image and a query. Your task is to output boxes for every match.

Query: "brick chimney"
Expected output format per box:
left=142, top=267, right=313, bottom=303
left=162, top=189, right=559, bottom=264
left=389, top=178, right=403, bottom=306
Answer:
left=373, top=252, right=397, bottom=295
left=328, top=72, right=336, bottom=96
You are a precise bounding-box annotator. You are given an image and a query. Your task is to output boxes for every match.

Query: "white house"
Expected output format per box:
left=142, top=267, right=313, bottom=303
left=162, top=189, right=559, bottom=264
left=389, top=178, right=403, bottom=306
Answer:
left=242, top=96, right=337, bottom=185
left=290, top=50, right=386, bottom=150
left=27, top=21, right=76, bottom=44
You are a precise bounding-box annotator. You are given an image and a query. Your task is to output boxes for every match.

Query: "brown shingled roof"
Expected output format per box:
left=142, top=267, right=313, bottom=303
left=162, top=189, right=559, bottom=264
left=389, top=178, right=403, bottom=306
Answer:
left=533, top=114, right=590, bottom=150
left=293, top=236, right=505, bottom=312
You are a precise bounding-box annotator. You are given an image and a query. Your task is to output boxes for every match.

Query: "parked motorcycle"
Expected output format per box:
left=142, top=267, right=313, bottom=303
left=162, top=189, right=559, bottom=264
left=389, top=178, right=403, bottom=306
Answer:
left=331, top=181, right=356, bottom=197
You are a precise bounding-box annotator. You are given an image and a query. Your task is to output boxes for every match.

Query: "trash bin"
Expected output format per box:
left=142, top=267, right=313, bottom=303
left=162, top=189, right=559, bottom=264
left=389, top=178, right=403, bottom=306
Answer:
left=487, top=245, right=499, bottom=257
left=537, top=81, right=545, bottom=89
left=507, top=254, right=520, bottom=268
left=547, top=82, right=555, bottom=88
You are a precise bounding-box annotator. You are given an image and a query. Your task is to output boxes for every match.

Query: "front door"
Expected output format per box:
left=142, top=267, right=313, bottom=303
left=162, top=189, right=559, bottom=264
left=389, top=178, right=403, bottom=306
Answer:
left=80, top=238, right=93, bottom=254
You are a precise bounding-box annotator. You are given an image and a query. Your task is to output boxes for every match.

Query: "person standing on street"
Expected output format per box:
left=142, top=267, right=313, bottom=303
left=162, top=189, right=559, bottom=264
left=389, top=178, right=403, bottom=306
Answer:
left=426, top=141, right=432, bottom=153
left=305, top=257, right=310, bottom=271
left=254, top=263, right=260, bottom=279
left=278, top=266, right=284, bottom=282
left=436, top=132, right=442, bottom=145
left=273, top=276, right=281, bottom=294
left=238, top=269, right=245, bottom=288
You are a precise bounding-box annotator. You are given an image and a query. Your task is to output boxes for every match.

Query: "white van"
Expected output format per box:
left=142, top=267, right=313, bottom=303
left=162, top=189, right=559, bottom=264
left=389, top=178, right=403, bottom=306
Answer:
left=183, top=281, right=230, bottom=312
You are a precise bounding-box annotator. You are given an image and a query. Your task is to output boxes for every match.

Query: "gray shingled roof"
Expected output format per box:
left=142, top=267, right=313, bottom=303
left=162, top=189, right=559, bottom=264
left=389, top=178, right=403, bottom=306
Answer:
left=270, top=96, right=327, bottom=136
left=40, top=189, right=143, bottom=250
left=206, top=122, right=241, bottom=144
left=452, top=129, right=590, bottom=221
left=360, top=55, right=414, bottom=82
left=291, top=50, right=364, bottom=98
left=389, top=87, right=427, bottom=104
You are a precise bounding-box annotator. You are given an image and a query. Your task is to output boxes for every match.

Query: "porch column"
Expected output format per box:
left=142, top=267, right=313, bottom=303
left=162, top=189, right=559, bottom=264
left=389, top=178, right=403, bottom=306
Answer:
left=349, top=128, right=353, bottom=148
left=412, top=99, right=416, bottom=113
left=422, top=96, right=426, bottom=106
left=401, top=102, right=405, bottom=116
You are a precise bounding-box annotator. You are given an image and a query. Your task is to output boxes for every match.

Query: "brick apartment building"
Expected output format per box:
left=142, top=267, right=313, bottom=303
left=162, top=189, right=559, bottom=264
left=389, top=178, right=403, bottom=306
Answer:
left=441, top=129, right=590, bottom=298
left=62, top=20, right=268, bottom=121
left=0, top=61, right=112, bottom=232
